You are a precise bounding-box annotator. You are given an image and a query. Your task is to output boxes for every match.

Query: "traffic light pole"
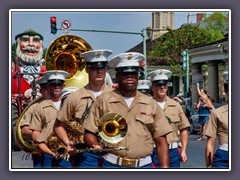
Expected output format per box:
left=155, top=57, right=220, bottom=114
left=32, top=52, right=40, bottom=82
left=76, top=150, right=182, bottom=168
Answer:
left=181, top=50, right=189, bottom=94
left=142, top=28, right=147, bottom=79
left=62, top=27, right=147, bottom=79
left=186, top=49, right=189, bottom=94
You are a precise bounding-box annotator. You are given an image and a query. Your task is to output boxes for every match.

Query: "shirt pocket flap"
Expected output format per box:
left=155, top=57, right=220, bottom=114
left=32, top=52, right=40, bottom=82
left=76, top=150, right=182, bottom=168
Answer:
left=136, top=114, right=153, bottom=124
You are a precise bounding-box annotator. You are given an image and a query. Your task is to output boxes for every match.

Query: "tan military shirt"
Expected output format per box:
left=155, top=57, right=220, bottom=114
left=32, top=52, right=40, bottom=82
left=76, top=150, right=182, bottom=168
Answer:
left=83, top=89, right=172, bottom=159
left=161, top=97, right=190, bottom=144
left=29, top=99, right=59, bottom=143
left=56, top=85, right=113, bottom=124
left=19, top=96, right=45, bottom=128
left=205, top=104, right=228, bottom=144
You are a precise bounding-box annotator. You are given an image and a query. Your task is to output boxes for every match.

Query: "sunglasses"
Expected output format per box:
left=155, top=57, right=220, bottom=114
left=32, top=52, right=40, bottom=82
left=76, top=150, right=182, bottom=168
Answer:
left=49, top=83, right=64, bottom=86
left=40, top=85, right=48, bottom=89
left=153, top=83, right=168, bottom=87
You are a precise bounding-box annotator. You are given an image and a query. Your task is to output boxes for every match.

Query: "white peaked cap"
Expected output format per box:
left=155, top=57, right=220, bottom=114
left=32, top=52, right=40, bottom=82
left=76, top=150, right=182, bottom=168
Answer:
left=61, top=87, right=79, bottom=98
left=147, top=69, right=172, bottom=82
left=108, top=52, right=145, bottom=69
left=43, top=70, right=70, bottom=82
left=137, top=80, right=152, bottom=90
left=80, top=49, right=112, bottom=63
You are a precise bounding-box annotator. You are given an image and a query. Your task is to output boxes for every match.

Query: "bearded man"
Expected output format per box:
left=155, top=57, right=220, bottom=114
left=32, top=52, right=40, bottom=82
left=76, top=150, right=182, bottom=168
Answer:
left=15, top=28, right=46, bottom=84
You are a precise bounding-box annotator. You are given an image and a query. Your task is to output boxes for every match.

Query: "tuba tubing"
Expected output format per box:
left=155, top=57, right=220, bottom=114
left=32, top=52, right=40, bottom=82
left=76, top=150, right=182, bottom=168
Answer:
left=15, top=96, right=45, bottom=154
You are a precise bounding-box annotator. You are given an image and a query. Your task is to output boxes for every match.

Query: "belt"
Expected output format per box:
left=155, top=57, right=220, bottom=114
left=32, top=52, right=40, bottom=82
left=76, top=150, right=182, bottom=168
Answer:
left=169, top=142, right=178, bottom=149
left=102, top=153, right=152, bottom=167
left=219, top=144, right=228, bottom=151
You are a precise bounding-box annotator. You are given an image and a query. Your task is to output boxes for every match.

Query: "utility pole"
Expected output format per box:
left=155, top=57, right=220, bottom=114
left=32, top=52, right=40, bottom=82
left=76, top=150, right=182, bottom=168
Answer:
left=142, top=28, right=147, bottom=79
left=187, top=12, right=192, bottom=24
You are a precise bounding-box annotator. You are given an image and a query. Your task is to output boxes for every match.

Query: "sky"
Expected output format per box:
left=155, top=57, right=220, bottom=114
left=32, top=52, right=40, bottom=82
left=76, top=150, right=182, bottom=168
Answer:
left=10, top=9, right=210, bottom=59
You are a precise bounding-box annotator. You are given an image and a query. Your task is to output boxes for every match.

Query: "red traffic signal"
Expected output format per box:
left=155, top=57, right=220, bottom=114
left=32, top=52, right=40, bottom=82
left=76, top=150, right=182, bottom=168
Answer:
left=140, top=61, right=145, bottom=66
left=139, top=61, right=146, bottom=80
left=50, top=16, right=57, bottom=34
left=50, top=16, right=56, bottom=22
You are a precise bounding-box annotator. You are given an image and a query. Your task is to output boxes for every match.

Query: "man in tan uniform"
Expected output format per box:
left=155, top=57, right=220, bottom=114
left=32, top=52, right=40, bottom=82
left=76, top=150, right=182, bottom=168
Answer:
left=54, top=49, right=113, bottom=168
left=83, top=52, right=172, bottom=168
left=20, top=77, right=49, bottom=137
left=205, top=71, right=229, bottom=168
left=29, top=70, right=70, bottom=168
left=137, top=79, right=152, bottom=97
left=19, top=76, right=49, bottom=168
left=147, top=69, right=190, bottom=168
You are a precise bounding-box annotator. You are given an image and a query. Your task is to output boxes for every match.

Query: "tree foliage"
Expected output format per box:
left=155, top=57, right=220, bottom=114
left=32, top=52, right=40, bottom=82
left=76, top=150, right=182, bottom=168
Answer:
left=203, top=12, right=229, bottom=34
left=149, top=12, right=228, bottom=75
left=149, top=24, right=212, bottom=64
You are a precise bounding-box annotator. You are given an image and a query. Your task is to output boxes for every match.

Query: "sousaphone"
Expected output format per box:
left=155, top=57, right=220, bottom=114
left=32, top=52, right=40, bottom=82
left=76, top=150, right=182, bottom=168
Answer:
left=45, top=34, right=92, bottom=88
left=15, top=96, right=44, bottom=154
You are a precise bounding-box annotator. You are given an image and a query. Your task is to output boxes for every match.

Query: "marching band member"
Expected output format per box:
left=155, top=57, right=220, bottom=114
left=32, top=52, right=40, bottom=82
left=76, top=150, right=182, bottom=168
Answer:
left=83, top=52, right=172, bottom=168
left=19, top=77, right=49, bottom=168
left=137, top=79, right=152, bottom=97
left=54, top=49, right=113, bottom=168
left=29, top=70, right=71, bottom=168
left=147, top=69, right=190, bottom=168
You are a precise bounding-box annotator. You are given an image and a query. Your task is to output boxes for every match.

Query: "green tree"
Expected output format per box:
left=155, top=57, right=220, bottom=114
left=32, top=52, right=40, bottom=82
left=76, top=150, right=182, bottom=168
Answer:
left=149, top=24, right=213, bottom=75
left=149, top=12, right=228, bottom=75
left=203, top=12, right=229, bottom=34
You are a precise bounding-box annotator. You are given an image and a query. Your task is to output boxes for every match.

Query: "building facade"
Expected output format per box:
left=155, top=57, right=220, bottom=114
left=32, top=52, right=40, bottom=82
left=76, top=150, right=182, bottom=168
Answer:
left=147, top=12, right=174, bottom=40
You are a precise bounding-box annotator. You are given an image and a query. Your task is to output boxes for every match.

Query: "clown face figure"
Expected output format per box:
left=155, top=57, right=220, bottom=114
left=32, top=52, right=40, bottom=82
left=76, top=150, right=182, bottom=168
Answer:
left=15, top=28, right=45, bottom=83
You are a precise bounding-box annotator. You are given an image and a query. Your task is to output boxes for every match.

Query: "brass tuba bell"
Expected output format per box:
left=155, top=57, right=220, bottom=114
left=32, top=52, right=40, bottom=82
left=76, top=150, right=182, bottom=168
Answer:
left=45, top=34, right=92, bottom=88
left=97, top=112, right=128, bottom=150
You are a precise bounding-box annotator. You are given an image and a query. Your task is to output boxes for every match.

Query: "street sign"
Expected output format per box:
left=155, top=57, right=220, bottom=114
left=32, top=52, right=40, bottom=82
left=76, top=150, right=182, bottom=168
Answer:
left=192, top=73, right=203, bottom=83
left=61, top=20, right=71, bottom=30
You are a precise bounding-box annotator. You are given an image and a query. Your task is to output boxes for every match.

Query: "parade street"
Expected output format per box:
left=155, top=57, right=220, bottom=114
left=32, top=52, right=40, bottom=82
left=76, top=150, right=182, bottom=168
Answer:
left=11, top=133, right=215, bottom=169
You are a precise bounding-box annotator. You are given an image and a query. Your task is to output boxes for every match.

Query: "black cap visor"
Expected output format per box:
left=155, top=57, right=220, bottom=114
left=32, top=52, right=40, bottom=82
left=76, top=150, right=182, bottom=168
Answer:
left=138, top=89, right=150, bottom=94
left=86, top=61, right=108, bottom=68
left=48, top=79, right=65, bottom=85
left=116, top=66, right=140, bottom=73
left=153, top=80, right=168, bottom=86
left=39, top=83, right=47, bottom=87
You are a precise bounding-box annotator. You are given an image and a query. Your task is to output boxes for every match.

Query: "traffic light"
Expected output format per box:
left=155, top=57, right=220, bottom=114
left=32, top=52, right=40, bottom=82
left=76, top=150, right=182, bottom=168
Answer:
left=181, top=50, right=187, bottom=70
left=139, top=61, right=145, bottom=80
left=50, top=16, right=57, bottom=34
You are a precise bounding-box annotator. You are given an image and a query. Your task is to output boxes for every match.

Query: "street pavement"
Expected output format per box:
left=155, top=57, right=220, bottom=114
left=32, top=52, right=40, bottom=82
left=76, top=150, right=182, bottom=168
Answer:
left=10, top=133, right=214, bottom=170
